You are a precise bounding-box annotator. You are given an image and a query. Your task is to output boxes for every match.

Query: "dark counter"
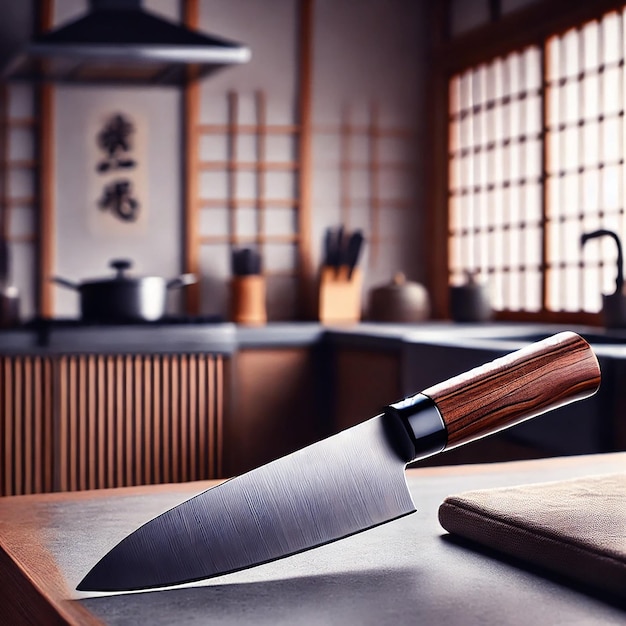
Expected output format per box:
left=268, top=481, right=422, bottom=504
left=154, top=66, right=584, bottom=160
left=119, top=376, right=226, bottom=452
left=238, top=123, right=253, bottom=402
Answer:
left=0, top=322, right=238, bottom=355
left=2, top=319, right=626, bottom=356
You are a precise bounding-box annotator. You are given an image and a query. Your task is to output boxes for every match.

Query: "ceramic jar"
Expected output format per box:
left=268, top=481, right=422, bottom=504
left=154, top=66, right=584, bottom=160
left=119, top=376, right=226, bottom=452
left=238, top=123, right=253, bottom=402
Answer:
left=449, top=271, right=493, bottom=322
left=368, top=273, right=430, bottom=322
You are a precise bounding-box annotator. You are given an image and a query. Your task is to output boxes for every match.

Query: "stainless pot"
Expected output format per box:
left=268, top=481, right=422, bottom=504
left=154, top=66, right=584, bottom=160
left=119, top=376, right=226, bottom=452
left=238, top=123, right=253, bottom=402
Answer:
left=51, top=259, right=197, bottom=322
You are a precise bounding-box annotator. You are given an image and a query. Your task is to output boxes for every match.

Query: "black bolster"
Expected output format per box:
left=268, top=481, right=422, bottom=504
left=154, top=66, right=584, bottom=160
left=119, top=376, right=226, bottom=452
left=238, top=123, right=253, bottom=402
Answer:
left=384, top=393, right=447, bottom=463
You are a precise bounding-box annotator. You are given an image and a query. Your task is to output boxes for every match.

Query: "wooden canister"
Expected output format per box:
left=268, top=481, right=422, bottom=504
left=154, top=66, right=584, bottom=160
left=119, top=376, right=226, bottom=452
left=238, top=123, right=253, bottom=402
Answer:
left=231, top=276, right=267, bottom=325
left=318, top=266, right=362, bottom=324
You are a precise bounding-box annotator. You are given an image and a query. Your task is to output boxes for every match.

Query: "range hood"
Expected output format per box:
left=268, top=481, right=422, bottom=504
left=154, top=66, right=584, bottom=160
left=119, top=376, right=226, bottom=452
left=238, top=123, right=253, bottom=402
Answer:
left=2, top=0, right=251, bottom=86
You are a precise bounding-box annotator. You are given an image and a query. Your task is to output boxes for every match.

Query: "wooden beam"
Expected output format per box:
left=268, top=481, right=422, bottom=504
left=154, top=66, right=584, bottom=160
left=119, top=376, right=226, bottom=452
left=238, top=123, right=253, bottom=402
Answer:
left=296, top=0, right=315, bottom=319
left=425, top=0, right=452, bottom=319
left=0, top=86, right=8, bottom=242
left=183, top=0, right=201, bottom=314
left=37, top=0, right=55, bottom=318
left=540, top=43, right=549, bottom=315
left=438, top=0, right=626, bottom=72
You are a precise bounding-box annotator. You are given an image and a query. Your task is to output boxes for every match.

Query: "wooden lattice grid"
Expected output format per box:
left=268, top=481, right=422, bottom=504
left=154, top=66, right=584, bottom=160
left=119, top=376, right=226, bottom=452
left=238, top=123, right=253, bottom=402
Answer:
left=191, top=90, right=302, bottom=320
left=189, top=91, right=420, bottom=319
left=448, top=5, right=626, bottom=315
left=330, top=102, right=419, bottom=267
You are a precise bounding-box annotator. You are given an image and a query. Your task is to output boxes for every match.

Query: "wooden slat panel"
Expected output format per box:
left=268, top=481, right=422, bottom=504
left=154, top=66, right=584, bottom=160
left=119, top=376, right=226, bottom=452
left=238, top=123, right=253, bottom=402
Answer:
left=161, top=355, right=170, bottom=483
left=215, top=355, right=224, bottom=478
left=197, top=355, right=207, bottom=479
left=207, top=356, right=215, bottom=478
left=114, top=355, right=124, bottom=487
left=143, top=355, right=152, bottom=484
left=13, top=359, right=23, bottom=496
left=188, top=355, right=197, bottom=480
left=79, top=356, right=88, bottom=491
left=180, top=356, right=188, bottom=483
left=133, top=355, right=142, bottom=486
left=22, top=358, right=32, bottom=494
left=170, top=355, right=180, bottom=483
left=2, top=359, right=13, bottom=495
left=57, top=357, right=67, bottom=492
left=96, top=355, right=105, bottom=489
left=124, top=354, right=133, bottom=486
left=151, top=355, right=160, bottom=484
left=105, top=356, right=114, bottom=488
left=0, top=356, right=53, bottom=496
left=87, top=355, right=96, bottom=490
left=1, top=353, right=224, bottom=495
left=69, top=357, right=78, bottom=491
left=43, top=358, right=53, bottom=492
left=32, top=358, right=41, bottom=494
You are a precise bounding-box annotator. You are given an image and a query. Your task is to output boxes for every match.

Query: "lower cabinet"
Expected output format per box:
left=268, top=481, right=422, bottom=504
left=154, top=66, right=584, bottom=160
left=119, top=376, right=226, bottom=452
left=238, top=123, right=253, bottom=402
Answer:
left=226, top=348, right=324, bottom=476
left=5, top=337, right=613, bottom=497
left=1, top=353, right=227, bottom=496
left=332, top=347, right=402, bottom=432
left=1, top=348, right=323, bottom=496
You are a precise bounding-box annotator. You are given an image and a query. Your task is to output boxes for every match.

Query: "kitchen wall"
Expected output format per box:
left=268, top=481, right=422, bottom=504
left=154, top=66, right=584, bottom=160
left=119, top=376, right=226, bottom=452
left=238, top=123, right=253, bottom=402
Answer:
left=1, top=0, right=429, bottom=320
left=53, top=0, right=183, bottom=316
left=310, top=0, right=426, bottom=295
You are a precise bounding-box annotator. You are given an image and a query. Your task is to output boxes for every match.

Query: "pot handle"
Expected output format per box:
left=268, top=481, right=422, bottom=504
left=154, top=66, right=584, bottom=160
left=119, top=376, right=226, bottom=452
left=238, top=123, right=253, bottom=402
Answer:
left=166, top=273, right=197, bottom=289
left=50, top=276, right=80, bottom=290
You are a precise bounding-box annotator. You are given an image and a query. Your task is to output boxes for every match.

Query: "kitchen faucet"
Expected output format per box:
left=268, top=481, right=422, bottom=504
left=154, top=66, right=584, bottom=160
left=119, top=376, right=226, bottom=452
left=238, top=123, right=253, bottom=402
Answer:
left=581, top=228, right=626, bottom=327
left=580, top=229, right=624, bottom=296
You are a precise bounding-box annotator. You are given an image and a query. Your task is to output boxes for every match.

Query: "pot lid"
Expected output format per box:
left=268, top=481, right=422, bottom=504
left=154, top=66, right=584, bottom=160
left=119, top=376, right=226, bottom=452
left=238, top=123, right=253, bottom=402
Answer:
left=76, top=259, right=158, bottom=287
left=2, top=0, right=251, bottom=86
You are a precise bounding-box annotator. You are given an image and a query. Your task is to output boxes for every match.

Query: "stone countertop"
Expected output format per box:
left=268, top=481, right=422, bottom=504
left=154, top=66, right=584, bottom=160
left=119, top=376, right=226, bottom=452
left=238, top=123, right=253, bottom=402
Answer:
left=1, top=320, right=625, bottom=356
left=0, top=323, right=239, bottom=355
left=1, top=453, right=624, bottom=625
left=322, top=321, right=626, bottom=357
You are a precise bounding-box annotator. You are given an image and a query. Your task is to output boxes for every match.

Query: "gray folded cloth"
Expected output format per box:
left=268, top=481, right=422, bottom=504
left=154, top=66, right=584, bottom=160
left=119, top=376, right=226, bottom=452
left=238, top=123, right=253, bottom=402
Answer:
left=438, top=472, right=626, bottom=599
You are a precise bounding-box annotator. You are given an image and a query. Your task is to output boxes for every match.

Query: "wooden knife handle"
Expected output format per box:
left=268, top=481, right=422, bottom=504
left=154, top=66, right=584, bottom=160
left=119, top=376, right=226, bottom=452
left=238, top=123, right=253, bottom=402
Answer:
left=422, top=332, right=601, bottom=449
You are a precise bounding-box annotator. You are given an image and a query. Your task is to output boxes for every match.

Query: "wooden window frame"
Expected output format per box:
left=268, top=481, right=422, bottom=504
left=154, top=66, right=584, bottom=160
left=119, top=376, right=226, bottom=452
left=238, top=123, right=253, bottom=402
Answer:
left=427, top=0, right=626, bottom=324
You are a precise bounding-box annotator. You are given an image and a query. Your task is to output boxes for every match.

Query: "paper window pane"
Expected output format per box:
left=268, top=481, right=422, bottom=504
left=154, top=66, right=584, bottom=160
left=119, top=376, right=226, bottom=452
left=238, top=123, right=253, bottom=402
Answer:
left=264, top=244, right=297, bottom=273
left=200, top=135, right=228, bottom=161
left=199, top=208, right=229, bottom=237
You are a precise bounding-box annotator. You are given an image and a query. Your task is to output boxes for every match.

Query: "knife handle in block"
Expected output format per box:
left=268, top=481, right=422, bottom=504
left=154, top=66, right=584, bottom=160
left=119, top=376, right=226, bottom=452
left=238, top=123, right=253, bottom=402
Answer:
left=423, top=331, right=600, bottom=449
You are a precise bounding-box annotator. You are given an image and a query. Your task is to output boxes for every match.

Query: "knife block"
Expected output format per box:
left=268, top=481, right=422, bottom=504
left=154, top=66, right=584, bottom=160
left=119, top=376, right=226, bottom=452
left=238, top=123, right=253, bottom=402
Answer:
left=231, top=276, right=267, bottom=325
left=318, top=266, right=362, bottom=324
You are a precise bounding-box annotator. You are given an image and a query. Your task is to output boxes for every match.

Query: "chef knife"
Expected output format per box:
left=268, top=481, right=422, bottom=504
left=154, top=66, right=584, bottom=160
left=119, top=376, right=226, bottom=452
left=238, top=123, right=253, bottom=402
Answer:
left=78, top=332, right=600, bottom=592
left=345, top=230, right=364, bottom=280
left=334, top=225, right=345, bottom=277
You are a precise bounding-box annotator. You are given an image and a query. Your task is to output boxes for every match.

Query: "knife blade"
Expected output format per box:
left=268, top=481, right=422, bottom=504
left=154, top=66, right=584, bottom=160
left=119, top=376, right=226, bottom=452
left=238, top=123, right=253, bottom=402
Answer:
left=77, top=332, right=600, bottom=592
